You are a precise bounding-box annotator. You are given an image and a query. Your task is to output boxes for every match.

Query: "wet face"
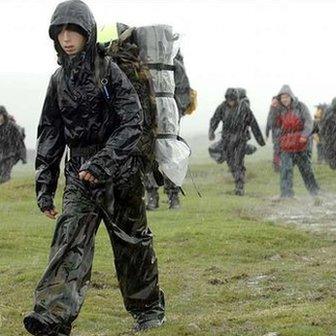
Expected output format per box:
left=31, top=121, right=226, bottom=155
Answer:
left=0, top=114, right=5, bottom=125
left=57, top=25, right=87, bottom=56
left=280, top=94, right=292, bottom=108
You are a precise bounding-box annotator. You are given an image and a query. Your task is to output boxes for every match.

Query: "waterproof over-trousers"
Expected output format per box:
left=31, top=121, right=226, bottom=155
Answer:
left=32, top=161, right=164, bottom=334
left=280, top=151, right=319, bottom=197
left=226, top=142, right=246, bottom=193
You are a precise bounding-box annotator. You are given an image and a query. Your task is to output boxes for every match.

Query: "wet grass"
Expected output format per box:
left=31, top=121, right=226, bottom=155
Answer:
left=1, top=154, right=336, bottom=335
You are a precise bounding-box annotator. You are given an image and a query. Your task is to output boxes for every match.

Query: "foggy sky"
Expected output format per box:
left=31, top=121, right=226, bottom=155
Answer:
left=0, top=0, right=336, bottom=148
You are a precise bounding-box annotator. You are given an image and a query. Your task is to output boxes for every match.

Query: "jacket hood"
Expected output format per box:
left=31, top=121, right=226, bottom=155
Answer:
left=49, top=0, right=97, bottom=67
left=277, top=85, right=296, bottom=100
left=225, top=88, right=239, bottom=101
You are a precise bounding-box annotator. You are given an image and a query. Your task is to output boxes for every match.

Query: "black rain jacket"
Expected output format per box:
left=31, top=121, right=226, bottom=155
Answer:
left=36, top=0, right=142, bottom=211
left=209, top=99, right=265, bottom=147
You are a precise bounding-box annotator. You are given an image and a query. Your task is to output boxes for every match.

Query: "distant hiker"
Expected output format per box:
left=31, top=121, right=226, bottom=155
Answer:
left=266, top=97, right=281, bottom=172
left=319, top=98, right=336, bottom=169
left=271, top=85, right=319, bottom=198
left=0, top=105, right=26, bottom=184
left=23, top=1, right=165, bottom=335
left=208, top=88, right=265, bottom=195
left=313, top=103, right=328, bottom=164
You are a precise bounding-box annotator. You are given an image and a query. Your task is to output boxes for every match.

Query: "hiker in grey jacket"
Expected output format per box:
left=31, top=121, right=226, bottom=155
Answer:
left=270, top=85, right=319, bottom=197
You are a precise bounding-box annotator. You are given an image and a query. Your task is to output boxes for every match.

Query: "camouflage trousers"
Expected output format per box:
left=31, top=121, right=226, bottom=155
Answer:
left=31, top=172, right=164, bottom=334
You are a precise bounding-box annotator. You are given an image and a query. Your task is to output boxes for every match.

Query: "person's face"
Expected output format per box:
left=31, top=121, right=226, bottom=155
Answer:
left=228, top=100, right=236, bottom=107
left=280, top=94, right=292, bottom=108
left=57, top=26, right=87, bottom=56
left=0, top=114, right=4, bottom=125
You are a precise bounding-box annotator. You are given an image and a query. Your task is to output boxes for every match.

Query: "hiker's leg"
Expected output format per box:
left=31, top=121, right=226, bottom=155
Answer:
left=25, top=182, right=101, bottom=335
left=227, top=143, right=246, bottom=195
left=296, top=151, right=319, bottom=195
left=0, top=158, right=13, bottom=183
left=144, top=171, right=160, bottom=210
left=280, top=152, right=294, bottom=197
left=105, top=172, right=164, bottom=322
left=164, top=175, right=180, bottom=209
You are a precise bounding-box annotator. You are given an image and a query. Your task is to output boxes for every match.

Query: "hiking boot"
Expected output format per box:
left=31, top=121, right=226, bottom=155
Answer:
left=23, top=312, right=54, bottom=336
left=168, top=192, right=180, bottom=210
left=146, top=189, right=159, bottom=211
left=23, top=312, right=71, bottom=336
left=133, top=316, right=166, bottom=332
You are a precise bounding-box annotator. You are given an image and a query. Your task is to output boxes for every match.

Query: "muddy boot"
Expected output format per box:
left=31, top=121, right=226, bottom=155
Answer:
left=168, top=191, right=180, bottom=210
left=146, top=188, right=159, bottom=211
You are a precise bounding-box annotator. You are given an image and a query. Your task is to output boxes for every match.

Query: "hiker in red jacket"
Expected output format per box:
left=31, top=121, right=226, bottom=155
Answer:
left=270, top=85, right=319, bottom=198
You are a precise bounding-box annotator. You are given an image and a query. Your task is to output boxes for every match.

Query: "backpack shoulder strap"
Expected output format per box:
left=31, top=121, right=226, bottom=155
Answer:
left=95, top=55, right=112, bottom=102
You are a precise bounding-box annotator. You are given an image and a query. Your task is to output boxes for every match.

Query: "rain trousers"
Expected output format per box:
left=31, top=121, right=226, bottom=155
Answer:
left=25, top=1, right=164, bottom=335
left=209, top=94, right=265, bottom=193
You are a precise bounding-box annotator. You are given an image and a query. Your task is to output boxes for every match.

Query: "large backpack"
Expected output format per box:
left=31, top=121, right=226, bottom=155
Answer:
left=96, top=27, right=157, bottom=173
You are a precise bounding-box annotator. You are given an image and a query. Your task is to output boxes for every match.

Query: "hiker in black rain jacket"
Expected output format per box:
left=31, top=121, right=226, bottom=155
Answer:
left=0, top=105, right=26, bottom=183
left=23, top=1, right=165, bottom=335
left=208, top=88, right=265, bottom=195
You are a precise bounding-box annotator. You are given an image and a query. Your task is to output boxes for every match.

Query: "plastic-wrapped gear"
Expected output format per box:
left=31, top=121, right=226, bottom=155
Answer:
left=135, top=25, right=190, bottom=186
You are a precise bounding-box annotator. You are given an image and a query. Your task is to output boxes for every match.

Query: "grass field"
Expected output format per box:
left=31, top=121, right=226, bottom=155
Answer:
left=1, top=149, right=336, bottom=336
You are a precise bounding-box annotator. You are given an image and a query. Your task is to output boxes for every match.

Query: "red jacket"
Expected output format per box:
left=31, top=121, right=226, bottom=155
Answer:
left=277, top=111, right=308, bottom=152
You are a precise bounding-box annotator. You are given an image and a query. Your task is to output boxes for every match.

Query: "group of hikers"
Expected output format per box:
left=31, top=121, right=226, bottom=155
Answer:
left=209, top=85, right=336, bottom=199
left=0, top=0, right=335, bottom=335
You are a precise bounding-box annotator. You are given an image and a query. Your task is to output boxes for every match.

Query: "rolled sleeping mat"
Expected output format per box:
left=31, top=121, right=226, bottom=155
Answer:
left=135, top=25, right=190, bottom=186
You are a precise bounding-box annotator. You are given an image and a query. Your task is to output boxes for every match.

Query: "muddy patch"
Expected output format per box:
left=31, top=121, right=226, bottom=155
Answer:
left=262, top=192, right=336, bottom=233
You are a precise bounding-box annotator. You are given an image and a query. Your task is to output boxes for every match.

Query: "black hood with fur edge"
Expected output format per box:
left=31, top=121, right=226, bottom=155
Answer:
left=49, top=0, right=97, bottom=68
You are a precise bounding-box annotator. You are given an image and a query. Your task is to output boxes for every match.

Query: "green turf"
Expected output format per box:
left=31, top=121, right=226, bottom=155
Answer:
left=1, top=154, right=336, bottom=336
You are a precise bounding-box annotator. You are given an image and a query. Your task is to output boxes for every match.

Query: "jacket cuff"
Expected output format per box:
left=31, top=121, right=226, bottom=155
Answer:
left=80, top=161, right=112, bottom=182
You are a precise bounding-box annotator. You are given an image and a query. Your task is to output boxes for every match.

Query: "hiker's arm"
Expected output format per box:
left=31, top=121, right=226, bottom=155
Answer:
left=80, top=62, right=142, bottom=182
left=35, top=75, right=65, bottom=213
left=209, top=105, right=222, bottom=140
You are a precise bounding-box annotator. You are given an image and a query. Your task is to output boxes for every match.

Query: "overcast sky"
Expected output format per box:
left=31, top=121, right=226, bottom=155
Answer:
left=0, top=0, right=336, bottom=148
